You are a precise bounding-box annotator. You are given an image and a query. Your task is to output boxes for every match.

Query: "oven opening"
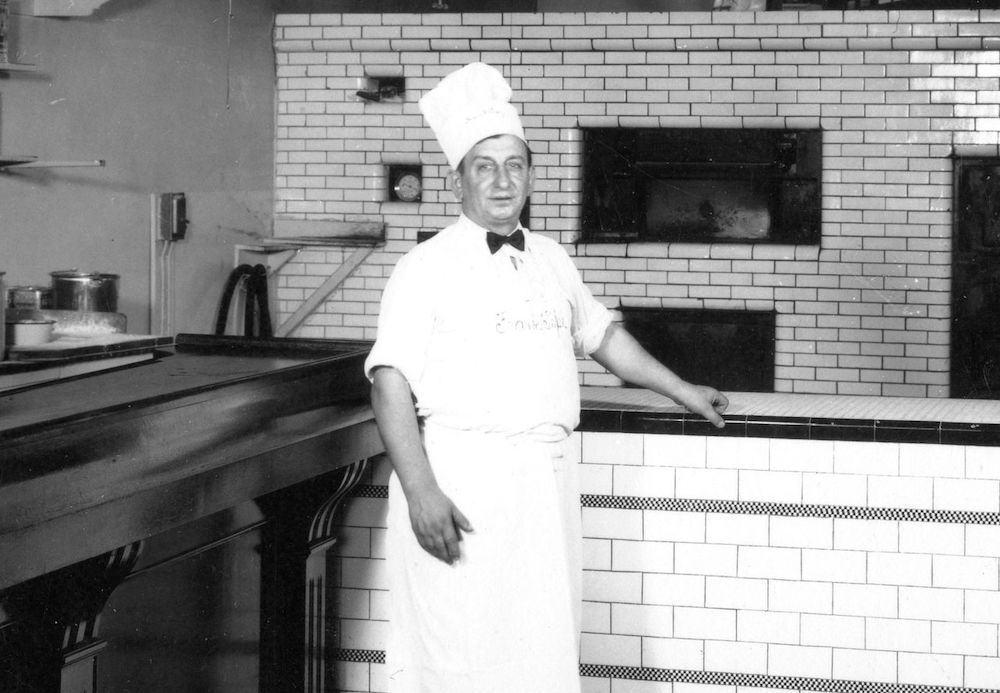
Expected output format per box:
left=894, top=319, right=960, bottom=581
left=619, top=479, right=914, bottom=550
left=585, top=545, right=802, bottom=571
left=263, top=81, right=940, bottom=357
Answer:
left=580, top=127, right=822, bottom=245
left=621, top=307, right=776, bottom=393
left=641, top=164, right=775, bottom=241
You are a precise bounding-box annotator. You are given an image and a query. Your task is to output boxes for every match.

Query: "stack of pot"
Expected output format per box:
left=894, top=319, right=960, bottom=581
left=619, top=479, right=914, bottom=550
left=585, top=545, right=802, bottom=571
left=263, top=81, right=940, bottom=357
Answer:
left=4, top=271, right=120, bottom=358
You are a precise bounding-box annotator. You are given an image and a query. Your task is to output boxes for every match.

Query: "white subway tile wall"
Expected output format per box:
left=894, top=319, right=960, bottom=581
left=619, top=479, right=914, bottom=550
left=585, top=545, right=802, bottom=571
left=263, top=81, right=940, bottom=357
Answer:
left=286, top=10, right=1000, bottom=692
left=333, top=426, right=1000, bottom=692
left=274, top=9, right=1000, bottom=399
left=575, top=431, right=1000, bottom=690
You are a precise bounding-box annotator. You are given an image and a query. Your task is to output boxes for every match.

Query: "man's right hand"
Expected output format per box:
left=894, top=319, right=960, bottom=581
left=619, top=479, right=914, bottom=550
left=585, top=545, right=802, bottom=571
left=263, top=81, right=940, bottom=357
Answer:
left=370, top=366, right=474, bottom=564
left=407, top=484, right=474, bottom=564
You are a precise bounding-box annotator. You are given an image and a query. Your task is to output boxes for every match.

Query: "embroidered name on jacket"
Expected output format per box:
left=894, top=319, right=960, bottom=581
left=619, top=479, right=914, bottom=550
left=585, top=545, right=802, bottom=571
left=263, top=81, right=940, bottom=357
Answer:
left=495, top=305, right=569, bottom=334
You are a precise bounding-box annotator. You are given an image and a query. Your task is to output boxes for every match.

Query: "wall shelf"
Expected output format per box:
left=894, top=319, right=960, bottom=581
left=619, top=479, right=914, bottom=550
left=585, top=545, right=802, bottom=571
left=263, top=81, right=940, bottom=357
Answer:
left=9, top=0, right=111, bottom=16
left=222, top=219, right=384, bottom=336
left=0, top=157, right=105, bottom=170
left=271, top=218, right=385, bottom=247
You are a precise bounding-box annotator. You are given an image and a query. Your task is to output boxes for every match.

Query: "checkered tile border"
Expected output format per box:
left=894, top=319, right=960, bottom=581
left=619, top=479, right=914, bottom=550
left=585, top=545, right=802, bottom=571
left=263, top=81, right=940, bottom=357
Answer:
left=577, top=665, right=1000, bottom=693
left=581, top=495, right=1000, bottom=525
left=354, top=486, right=1000, bottom=525
left=329, top=652, right=1000, bottom=693
left=580, top=495, right=1000, bottom=525
left=333, top=648, right=385, bottom=664
left=352, top=484, right=389, bottom=499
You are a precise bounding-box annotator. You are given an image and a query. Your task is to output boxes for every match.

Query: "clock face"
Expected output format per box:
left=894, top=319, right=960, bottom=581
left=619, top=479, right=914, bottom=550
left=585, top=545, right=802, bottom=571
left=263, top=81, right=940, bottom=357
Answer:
left=393, top=172, right=422, bottom=202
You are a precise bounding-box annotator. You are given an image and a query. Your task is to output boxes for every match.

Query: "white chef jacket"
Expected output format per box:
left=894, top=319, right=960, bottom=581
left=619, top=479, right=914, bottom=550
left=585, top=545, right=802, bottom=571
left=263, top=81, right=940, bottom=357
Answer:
left=364, top=214, right=612, bottom=440
left=365, top=214, right=612, bottom=693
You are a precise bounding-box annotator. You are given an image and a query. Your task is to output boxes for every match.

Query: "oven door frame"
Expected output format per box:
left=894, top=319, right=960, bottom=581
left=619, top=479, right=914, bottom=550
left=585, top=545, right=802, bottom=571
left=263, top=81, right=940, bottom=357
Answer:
left=578, top=127, right=822, bottom=246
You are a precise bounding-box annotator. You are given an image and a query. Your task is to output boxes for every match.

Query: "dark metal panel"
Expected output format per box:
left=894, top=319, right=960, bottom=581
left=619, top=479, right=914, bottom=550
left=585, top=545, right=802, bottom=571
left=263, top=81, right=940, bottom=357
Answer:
left=951, top=157, right=1000, bottom=398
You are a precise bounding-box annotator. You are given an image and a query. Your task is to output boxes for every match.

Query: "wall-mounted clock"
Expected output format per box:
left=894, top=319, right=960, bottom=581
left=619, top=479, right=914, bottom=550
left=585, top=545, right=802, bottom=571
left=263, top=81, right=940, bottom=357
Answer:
left=387, top=165, right=422, bottom=203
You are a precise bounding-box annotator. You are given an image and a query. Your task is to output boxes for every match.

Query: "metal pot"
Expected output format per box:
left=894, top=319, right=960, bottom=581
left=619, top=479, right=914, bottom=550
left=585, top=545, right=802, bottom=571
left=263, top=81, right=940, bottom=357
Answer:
left=50, top=271, right=119, bottom=313
left=6, top=319, right=55, bottom=347
left=7, top=285, right=53, bottom=310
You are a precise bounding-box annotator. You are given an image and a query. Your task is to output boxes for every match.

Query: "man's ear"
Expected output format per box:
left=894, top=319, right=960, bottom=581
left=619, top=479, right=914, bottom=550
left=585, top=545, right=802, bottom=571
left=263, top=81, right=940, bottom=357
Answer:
left=448, top=170, right=463, bottom=202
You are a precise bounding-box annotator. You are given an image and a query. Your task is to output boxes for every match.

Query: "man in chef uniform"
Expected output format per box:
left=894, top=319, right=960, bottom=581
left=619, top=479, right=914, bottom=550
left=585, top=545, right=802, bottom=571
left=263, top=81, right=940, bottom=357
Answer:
left=365, top=62, right=729, bottom=693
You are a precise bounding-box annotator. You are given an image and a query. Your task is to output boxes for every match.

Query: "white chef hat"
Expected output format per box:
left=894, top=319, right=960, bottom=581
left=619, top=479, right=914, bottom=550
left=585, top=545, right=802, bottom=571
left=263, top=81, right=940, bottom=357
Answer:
left=419, top=62, right=526, bottom=170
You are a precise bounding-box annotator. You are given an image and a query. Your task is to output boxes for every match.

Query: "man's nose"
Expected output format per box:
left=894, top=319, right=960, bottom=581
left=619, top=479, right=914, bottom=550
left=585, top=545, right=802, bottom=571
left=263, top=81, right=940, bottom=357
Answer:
left=494, top=167, right=512, bottom=188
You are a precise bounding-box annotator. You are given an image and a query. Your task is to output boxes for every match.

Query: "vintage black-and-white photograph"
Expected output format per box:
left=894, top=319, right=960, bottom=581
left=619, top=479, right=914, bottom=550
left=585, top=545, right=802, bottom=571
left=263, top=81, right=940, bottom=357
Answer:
left=2, top=0, right=998, bottom=691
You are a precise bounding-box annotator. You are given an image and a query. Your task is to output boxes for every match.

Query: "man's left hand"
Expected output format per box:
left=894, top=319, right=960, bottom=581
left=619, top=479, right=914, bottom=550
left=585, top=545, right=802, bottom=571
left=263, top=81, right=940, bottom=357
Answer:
left=682, top=384, right=729, bottom=428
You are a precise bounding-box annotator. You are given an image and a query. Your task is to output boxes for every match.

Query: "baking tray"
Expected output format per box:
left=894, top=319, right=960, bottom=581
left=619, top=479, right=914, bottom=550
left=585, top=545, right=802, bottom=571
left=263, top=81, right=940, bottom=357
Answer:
left=5, top=334, right=173, bottom=362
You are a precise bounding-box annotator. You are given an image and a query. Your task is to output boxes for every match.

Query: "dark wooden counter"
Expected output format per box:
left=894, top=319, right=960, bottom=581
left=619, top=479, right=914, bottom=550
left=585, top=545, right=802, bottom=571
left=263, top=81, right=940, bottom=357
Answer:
left=1, top=334, right=381, bottom=589
left=0, top=334, right=384, bottom=693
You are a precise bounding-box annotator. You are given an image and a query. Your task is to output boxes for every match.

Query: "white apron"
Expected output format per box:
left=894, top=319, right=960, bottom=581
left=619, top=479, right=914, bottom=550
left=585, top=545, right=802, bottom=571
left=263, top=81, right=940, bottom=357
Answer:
left=385, top=242, right=585, bottom=693
left=386, top=426, right=582, bottom=693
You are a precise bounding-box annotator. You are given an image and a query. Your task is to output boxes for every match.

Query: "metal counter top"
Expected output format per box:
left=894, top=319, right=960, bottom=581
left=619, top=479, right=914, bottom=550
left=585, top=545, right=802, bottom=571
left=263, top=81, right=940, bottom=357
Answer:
left=0, top=334, right=382, bottom=589
left=1, top=333, right=371, bottom=434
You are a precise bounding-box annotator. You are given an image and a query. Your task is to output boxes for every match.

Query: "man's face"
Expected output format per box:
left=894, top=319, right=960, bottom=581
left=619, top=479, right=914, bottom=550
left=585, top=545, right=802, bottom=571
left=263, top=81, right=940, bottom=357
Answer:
left=450, top=134, right=534, bottom=235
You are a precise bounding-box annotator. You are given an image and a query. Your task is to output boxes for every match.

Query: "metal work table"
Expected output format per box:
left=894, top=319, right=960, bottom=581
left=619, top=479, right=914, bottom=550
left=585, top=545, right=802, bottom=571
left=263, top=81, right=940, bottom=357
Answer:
left=0, top=334, right=383, bottom=692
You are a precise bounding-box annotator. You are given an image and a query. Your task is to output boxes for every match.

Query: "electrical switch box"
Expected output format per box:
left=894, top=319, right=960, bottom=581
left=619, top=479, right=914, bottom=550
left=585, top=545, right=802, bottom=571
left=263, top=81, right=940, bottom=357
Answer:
left=157, top=193, right=188, bottom=240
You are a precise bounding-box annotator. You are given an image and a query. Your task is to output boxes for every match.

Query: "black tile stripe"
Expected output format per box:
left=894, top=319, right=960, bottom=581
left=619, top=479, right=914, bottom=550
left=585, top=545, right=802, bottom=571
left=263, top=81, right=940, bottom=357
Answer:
left=329, top=652, right=1000, bottom=693
left=581, top=495, right=1000, bottom=525
left=578, top=408, right=1000, bottom=447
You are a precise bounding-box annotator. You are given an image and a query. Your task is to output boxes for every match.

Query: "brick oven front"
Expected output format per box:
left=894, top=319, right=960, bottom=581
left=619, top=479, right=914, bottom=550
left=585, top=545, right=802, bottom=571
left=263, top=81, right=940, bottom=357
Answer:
left=272, top=10, right=1000, bottom=398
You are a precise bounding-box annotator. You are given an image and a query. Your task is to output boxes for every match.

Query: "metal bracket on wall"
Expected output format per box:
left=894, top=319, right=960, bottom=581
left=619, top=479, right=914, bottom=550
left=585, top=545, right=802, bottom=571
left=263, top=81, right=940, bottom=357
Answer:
left=235, top=219, right=385, bottom=338
left=274, top=245, right=375, bottom=338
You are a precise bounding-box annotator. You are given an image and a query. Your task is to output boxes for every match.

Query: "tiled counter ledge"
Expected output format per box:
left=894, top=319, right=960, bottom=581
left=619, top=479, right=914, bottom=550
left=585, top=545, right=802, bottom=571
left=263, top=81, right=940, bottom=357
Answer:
left=574, top=388, right=1000, bottom=693
left=580, top=388, right=1000, bottom=446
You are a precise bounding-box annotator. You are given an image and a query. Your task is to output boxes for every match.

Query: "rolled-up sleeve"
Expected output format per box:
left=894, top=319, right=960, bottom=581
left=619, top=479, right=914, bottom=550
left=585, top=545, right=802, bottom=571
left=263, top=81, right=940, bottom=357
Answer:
left=573, top=296, right=612, bottom=356
left=554, top=252, right=612, bottom=357
left=364, top=251, right=435, bottom=388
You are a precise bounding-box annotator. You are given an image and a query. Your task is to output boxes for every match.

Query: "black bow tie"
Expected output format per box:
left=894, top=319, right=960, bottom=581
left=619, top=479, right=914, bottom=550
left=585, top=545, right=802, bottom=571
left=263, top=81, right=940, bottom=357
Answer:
left=486, top=229, right=525, bottom=254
